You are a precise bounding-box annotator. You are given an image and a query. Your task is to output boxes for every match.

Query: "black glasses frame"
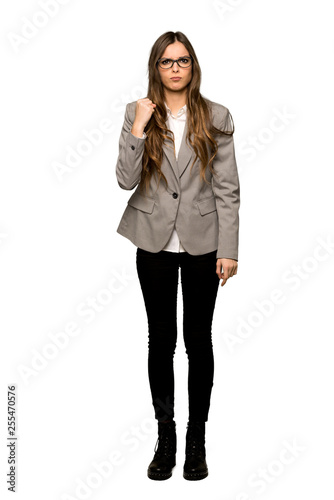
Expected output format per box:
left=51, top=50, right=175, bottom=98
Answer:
left=156, top=55, right=193, bottom=69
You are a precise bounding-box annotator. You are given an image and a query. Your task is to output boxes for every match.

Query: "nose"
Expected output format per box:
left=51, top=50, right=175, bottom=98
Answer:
left=172, top=61, right=179, bottom=71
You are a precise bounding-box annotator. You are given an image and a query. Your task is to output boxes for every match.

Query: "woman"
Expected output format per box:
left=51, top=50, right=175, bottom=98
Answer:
left=115, top=31, right=240, bottom=481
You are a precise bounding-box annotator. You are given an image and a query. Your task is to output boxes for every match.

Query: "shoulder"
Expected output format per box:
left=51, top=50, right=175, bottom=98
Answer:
left=125, top=100, right=137, bottom=122
left=203, top=97, right=230, bottom=128
left=125, top=98, right=231, bottom=127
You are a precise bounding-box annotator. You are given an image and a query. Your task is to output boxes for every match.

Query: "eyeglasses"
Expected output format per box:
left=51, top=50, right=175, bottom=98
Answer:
left=156, top=55, right=193, bottom=69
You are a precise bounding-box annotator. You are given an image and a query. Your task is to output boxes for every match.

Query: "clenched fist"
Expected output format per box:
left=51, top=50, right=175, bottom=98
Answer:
left=131, top=98, right=156, bottom=137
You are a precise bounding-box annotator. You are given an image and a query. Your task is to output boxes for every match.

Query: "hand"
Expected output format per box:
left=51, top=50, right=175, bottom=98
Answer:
left=133, top=98, right=156, bottom=131
left=216, top=258, right=238, bottom=287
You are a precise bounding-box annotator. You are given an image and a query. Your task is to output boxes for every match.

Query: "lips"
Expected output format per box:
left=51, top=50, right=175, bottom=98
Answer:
left=171, top=77, right=181, bottom=80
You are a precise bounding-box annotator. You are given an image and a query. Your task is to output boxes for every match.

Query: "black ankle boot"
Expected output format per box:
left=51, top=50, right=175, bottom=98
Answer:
left=147, top=420, right=177, bottom=480
left=183, top=420, right=208, bottom=480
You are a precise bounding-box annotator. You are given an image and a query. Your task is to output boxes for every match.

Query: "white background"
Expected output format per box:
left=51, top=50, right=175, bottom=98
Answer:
left=1, top=0, right=333, bottom=498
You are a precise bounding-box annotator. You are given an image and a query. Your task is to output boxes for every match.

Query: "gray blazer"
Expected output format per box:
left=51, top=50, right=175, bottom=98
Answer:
left=115, top=98, right=240, bottom=260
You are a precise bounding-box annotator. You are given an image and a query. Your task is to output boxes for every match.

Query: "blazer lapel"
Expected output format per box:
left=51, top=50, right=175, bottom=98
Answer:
left=162, top=119, right=194, bottom=181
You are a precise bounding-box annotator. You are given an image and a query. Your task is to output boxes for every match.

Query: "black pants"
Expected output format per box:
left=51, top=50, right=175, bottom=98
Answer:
left=136, top=247, right=220, bottom=423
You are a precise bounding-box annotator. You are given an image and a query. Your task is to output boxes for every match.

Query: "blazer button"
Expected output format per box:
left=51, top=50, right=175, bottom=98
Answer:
left=172, top=192, right=178, bottom=199
left=131, top=145, right=135, bottom=150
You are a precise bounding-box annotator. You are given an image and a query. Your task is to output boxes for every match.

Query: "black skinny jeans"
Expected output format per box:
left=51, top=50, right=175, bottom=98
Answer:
left=136, top=247, right=220, bottom=423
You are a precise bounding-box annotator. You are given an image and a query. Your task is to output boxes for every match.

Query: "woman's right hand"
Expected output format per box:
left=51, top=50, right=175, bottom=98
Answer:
left=133, top=98, right=156, bottom=131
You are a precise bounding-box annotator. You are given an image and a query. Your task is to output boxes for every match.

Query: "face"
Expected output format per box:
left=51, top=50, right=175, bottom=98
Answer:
left=157, top=41, right=192, bottom=93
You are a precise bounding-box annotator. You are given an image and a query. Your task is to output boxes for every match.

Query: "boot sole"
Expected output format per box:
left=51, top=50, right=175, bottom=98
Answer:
left=183, top=469, right=208, bottom=480
left=147, top=467, right=174, bottom=480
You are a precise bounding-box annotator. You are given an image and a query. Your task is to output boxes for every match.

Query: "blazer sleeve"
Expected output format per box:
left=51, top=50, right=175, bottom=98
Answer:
left=211, top=108, right=240, bottom=261
left=115, top=103, right=147, bottom=190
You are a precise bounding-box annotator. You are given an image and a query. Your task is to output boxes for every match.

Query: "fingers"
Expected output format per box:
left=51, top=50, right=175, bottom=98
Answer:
left=135, top=98, right=157, bottom=128
left=216, top=259, right=238, bottom=287
left=216, top=260, right=222, bottom=279
left=139, top=97, right=156, bottom=109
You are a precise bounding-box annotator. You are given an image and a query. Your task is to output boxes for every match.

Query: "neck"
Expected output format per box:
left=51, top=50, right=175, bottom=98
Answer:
left=164, top=88, right=188, bottom=112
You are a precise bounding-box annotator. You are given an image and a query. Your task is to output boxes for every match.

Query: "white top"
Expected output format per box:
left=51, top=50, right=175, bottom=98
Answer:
left=161, top=102, right=186, bottom=252
left=136, top=102, right=187, bottom=253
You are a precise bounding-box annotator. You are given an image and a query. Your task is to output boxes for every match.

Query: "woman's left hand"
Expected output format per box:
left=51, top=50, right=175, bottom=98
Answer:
left=216, top=258, right=238, bottom=287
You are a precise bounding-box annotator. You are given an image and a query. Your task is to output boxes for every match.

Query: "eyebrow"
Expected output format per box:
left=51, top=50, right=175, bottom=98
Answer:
left=161, top=55, right=190, bottom=58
